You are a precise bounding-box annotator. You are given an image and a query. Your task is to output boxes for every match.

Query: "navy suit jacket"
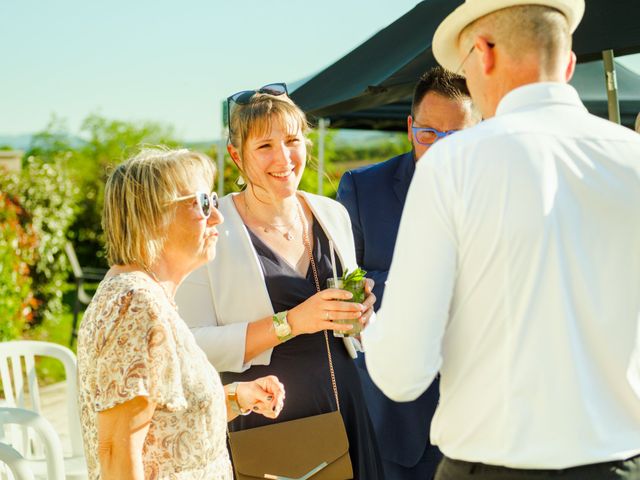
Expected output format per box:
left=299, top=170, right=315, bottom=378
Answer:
left=337, top=152, right=441, bottom=469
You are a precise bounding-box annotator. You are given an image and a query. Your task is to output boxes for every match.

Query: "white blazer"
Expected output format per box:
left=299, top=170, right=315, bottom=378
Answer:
left=176, top=191, right=361, bottom=373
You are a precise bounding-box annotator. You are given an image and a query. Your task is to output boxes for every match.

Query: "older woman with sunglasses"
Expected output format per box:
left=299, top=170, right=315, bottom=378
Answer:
left=177, top=85, right=384, bottom=479
left=76, top=147, right=285, bottom=480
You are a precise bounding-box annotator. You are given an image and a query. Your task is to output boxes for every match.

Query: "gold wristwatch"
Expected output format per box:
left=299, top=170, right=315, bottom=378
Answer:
left=227, top=382, right=251, bottom=416
left=273, top=310, right=293, bottom=342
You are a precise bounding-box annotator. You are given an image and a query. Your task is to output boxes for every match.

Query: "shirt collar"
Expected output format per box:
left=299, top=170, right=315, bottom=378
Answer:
left=495, top=82, right=587, bottom=117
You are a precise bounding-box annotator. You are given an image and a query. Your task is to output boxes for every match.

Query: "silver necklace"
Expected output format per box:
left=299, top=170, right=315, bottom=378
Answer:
left=243, top=195, right=299, bottom=241
left=143, top=267, right=178, bottom=311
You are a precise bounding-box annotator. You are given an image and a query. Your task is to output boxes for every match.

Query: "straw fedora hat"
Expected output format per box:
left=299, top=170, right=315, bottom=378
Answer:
left=433, top=0, right=585, bottom=72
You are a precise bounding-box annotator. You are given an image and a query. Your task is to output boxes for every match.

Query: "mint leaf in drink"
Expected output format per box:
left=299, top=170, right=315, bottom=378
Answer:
left=342, top=267, right=367, bottom=286
left=341, top=268, right=367, bottom=304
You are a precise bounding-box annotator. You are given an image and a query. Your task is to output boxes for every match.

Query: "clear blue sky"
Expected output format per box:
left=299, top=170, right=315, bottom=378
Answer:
left=2, top=0, right=639, bottom=141
left=2, top=0, right=422, bottom=141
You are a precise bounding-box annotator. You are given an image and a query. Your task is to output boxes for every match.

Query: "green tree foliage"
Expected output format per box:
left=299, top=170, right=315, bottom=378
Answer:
left=26, top=114, right=180, bottom=267
left=300, top=128, right=339, bottom=197
left=0, top=155, right=77, bottom=334
left=0, top=190, right=36, bottom=340
left=302, top=129, right=410, bottom=198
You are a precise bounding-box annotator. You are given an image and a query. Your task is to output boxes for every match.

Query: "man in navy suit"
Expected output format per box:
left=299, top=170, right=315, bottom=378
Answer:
left=337, top=67, right=479, bottom=479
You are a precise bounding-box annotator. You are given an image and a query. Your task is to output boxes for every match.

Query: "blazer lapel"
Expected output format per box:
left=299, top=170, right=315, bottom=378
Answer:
left=210, top=193, right=274, bottom=322
left=392, top=152, right=416, bottom=205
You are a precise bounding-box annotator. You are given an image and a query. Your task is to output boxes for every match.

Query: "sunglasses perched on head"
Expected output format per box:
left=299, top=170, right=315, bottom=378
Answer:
left=169, top=191, right=218, bottom=218
left=227, top=82, right=288, bottom=106
left=226, top=83, right=288, bottom=136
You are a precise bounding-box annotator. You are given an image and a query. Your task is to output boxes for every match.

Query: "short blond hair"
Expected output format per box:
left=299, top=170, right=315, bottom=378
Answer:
left=635, top=112, right=640, bottom=134
left=228, top=94, right=311, bottom=190
left=461, top=5, right=571, bottom=75
left=103, top=147, right=215, bottom=268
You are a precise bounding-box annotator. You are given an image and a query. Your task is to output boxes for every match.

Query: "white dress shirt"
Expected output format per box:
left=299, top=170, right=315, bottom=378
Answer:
left=363, top=83, right=640, bottom=469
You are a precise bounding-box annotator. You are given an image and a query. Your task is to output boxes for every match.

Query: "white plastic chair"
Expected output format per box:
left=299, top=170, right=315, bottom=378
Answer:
left=0, top=408, right=64, bottom=480
left=64, top=242, right=106, bottom=347
left=0, top=342, right=86, bottom=479
left=0, top=442, right=35, bottom=480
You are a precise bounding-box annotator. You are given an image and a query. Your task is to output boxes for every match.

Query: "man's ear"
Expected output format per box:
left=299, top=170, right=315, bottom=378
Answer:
left=407, top=115, right=413, bottom=144
left=565, top=51, right=577, bottom=82
left=477, top=36, right=496, bottom=75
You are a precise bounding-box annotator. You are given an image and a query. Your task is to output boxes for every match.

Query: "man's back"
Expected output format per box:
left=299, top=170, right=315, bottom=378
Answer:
left=435, top=83, right=640, bottom=467
left=368, top=83, right=640, bottom=469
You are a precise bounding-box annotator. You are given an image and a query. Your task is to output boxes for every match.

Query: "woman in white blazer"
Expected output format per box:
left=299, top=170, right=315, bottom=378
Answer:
left=176, top=84, right=384, bottom=479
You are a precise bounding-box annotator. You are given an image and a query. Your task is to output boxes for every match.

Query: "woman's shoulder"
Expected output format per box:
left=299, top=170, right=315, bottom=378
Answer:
left=300, top=191, right=349, bottom=218
left=94, top=271, right=159, bottom=304
left=82, top=272, right=165, bottom=335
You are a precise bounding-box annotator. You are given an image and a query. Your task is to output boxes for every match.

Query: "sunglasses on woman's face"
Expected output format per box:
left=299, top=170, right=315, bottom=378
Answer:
left=170, top=191, right=219, bottom=218
left=226, top=83, right=288, bottom=137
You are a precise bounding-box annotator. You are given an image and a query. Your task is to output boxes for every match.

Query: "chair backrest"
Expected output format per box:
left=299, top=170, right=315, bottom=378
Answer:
left=0, top=342, right=83, bottom=457
left=63, top=243, right=83, bottom=280
left=0, top=408, right=65, bottom=480
left=0, top=441, right=36, bottom=480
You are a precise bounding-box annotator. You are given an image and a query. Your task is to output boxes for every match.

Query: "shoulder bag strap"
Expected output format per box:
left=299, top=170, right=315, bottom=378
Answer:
left=300, top=202, right=341, bottom=412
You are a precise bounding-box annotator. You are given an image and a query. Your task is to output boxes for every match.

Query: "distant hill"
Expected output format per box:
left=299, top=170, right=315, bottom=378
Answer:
left=0, top=134, right=33, bottom=151
left=0, top=133, right=87, bottom=151
left=0, top=129, right=406, bottom=153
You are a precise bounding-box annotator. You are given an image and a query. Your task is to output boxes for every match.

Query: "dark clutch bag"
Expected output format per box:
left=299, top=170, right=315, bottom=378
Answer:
left=228, top=410, right=353, bottom=480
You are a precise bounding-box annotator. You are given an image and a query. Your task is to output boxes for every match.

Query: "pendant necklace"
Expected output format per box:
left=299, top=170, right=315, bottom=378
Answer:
left=244, top=195, right=299, bottom=241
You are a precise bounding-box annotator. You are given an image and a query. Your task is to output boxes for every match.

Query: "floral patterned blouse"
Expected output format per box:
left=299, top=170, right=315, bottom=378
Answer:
left=77, top=272, right=232, bottom=480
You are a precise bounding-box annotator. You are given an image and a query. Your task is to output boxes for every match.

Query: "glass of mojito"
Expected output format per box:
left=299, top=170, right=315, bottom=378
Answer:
left=327, top=268, right=367, bottom=338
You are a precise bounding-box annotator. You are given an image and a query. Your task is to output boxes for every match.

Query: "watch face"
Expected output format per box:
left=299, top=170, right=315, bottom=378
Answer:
left=275, top=322, right=291, bottom=337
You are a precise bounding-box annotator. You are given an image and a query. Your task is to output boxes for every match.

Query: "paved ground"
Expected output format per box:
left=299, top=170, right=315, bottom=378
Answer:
left=1, top=381, right=73, bottom=454
left=39, top=381, right=72, bottom=454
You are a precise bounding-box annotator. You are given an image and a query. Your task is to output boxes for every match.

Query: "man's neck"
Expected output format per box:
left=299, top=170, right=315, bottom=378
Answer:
left=486, top=64, right=567, bottom=118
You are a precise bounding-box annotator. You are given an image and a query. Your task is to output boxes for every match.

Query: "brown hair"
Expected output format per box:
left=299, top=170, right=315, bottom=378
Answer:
left=103, top=147, right=215, bottom=268
left=411, top=66, right=471, bottom=116
left=228, top=93, right=311, bottom=189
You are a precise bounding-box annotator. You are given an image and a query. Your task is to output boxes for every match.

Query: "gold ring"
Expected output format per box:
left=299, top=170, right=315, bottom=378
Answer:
left=325, top=311, right=330, bottom=320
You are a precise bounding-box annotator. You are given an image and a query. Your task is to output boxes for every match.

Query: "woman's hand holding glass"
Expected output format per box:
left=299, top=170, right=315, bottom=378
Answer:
left=236, top=375, right=286, bottom=419
left=287, top=277, right=376, bottom=336
left=360, top=278, right=376, bottom=330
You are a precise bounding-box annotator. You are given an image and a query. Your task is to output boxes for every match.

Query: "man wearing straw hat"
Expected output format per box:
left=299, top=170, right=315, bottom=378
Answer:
left=363, top=0, right=640, bottom=478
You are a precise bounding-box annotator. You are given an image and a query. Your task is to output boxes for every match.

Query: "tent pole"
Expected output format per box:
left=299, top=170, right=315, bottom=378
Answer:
left=219, top=100, right=228, bottom=196
left=602, top=50, right=621, bottom=124
left=218, top=130, right=226, bottom=196
left=317, top=118, right=328, bottom=195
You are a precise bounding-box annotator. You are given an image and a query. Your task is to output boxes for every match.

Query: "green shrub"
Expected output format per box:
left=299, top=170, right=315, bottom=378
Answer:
left=21, top=156, right=78, bottom=325
left=0, top=189, right=37, bottom=340
left=0, top=154, right=78, bottom=335
left=27, top=114, right=181, bottom=268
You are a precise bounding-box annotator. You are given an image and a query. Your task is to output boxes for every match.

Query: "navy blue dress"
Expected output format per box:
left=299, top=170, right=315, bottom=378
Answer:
left=222, top=219, right=384, bottom=480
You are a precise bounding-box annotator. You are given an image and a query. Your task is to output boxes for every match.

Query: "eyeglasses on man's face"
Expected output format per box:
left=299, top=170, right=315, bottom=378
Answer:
left=170, top=191, right=219, bottom=218
left=226, top=83, right=288, bottom=137
left=411, top=126, right=459, bottom=146
left=456, top=45, right=476, bottom=75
